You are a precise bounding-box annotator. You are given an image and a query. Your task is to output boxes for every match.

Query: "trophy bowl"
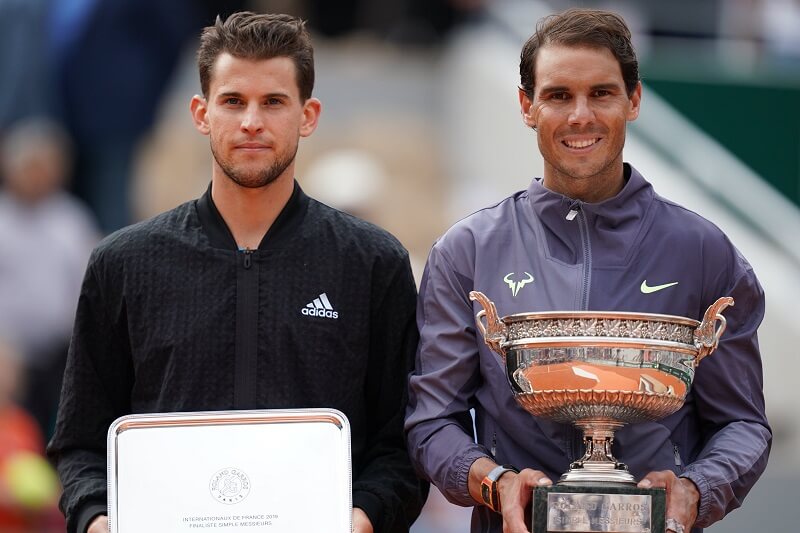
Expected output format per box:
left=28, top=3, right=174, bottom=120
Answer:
left=469, top=291, right=733, bottom=486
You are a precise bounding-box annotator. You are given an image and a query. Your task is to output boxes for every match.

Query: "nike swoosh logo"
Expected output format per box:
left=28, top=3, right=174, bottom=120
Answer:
left=640, top=280, right=679, bottom=294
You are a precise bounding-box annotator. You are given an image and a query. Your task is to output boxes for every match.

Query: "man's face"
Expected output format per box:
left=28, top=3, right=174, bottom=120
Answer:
left=191, top=53, right=319, bottom=188
left=521, top=44, right=641, bottom=192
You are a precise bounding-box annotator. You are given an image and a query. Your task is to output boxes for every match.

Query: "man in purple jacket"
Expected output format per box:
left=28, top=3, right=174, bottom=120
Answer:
left=405, top=8, right=770, bottom=533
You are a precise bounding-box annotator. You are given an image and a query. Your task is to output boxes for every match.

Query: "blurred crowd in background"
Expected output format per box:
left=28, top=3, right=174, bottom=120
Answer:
left=0, top=0, right=798, bottom=531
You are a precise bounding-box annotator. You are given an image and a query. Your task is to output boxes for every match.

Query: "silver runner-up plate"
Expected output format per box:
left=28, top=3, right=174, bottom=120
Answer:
left=107, top=409, right=352, bottom=533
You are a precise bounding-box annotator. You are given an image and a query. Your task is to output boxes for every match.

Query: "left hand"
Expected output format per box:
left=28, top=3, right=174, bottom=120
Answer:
left=638, top=470, right=699, bottom=532
left=353, top=507, right=374, bottom=533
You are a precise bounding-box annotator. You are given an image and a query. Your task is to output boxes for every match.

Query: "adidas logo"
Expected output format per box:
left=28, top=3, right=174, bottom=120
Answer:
left=301, top=293, right=339, bottom=319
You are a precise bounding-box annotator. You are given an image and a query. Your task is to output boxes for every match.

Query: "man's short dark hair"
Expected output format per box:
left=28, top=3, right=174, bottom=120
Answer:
left=520, top=8, right=640, bottom=97
left=197, top=12, right=314, bottom=100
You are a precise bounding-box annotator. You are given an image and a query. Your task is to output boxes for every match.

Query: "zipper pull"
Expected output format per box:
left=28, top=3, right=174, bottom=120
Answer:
left=673, top=445, right=682, bottom=467
left=242, top=248, right=253, bottom=269
left=566, top=200, right=581, bottom=221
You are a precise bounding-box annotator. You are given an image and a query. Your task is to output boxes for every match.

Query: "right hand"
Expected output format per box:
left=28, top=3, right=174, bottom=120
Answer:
left=498, top=468, right=552, bottom=533
left=88, top=514, right=109, bottom=533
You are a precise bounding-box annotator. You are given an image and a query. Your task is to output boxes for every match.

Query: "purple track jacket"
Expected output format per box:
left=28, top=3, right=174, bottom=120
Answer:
left=405, top=164, right=771, bottom=532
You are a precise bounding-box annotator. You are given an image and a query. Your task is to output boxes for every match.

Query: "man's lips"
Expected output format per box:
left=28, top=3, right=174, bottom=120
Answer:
left=561, top=137, right=602, bottom=150
left=235, top=142, right=271, bottom=150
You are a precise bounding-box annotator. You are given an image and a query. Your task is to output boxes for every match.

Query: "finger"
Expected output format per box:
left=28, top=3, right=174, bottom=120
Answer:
left=665, top=517, right=686, bottom=533
left=510, top=469, right=552, bottom=514
left=88, top=515, right=109, bottom=533
left=500, top=479, right=530, bottom=533
left=638, top=470, right=675, bottom=489
left=641, top=472, right=695, bottom=530
left=502, top=513, right=531, bottom=533
left=502, top=470, right=551, bottom=533
left=502, top=508, right=530, bottom=533
left=667, top=478, right=700, bottom=528
left=518, top=469, right=553, bottom=489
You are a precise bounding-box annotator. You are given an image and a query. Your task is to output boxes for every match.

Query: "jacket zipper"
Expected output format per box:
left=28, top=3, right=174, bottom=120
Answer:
left=567, top=201, right=592, bottom=311
left=673, top=444, right=683, bottom=468
left=567, top=201, right=591, bottom=458
left=234, top=248, right=259, bottom=408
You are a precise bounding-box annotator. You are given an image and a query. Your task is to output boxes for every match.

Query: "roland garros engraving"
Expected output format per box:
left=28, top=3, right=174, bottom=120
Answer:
left=209, top=467, right=251, bottom=504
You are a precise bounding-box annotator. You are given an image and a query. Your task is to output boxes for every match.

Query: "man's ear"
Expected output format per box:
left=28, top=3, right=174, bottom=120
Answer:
left=518, top=87, right=536, bottom=129
left=190, top=95, right=211, bottom=135
left=627, top=82, right=642, bottom=122
left=299, top=97, right=322, bottom=138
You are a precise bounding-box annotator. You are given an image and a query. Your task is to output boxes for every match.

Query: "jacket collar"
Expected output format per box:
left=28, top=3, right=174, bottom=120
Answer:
left=526, top=163, right=653, bottom=221
left=196, top=180, right=309, bottom=251
left=524, top=164, right=656, bottom=266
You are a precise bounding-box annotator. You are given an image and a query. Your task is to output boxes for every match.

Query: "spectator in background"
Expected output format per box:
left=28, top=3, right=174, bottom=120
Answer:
left=0, top=0, right=54, bottom=129
left=0, top=118, right=99, bottom=439
left=0, top=337, right=63, bottom=531
left=305, top=0, right=486, bottom=43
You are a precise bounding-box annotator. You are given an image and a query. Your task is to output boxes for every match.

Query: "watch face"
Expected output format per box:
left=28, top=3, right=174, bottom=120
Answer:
left=481, top=483, right=491, bottom=505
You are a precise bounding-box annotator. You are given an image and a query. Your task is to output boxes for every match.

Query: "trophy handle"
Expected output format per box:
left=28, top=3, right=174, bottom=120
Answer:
left=469, top=291, right=507, bottom=358
left=694, top=296, right=735, bottom=364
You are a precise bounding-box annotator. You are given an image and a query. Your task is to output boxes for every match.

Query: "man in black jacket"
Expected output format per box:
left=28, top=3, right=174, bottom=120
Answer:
left=47, top=12, right=426, bottom=533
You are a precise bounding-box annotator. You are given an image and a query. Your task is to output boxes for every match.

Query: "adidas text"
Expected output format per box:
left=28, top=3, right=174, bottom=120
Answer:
left=301, top=292, right=338, bottom=319
left=301, top=308, right=339, bottom=319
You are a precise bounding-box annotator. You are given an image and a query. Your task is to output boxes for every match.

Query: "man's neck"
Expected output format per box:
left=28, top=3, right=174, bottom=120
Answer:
left=543, top=161, right=626, bottom=203
left=210, top=173, right=294, bottom=250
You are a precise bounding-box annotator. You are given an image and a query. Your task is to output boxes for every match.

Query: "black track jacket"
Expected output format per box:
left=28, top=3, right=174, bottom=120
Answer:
left=47, top=182, right=427, bottom=533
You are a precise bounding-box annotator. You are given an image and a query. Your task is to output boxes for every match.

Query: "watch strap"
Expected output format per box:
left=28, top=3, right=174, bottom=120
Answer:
left=480, top=464, right=519, bottom=513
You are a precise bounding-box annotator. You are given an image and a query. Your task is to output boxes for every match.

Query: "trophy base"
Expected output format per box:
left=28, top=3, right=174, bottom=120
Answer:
left=532, top=485, right=666, bottom=533
left=559, top=462, right=636, bottom=485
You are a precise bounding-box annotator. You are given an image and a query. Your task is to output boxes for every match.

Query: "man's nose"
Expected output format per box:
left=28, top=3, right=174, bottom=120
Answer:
left=568, top=96, right=595, bottom=126
left=240, top=105, right=264, bottom=134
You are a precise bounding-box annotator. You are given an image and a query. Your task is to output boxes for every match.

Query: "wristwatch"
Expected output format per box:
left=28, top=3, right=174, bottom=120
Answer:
left=480, top=464, right=519, bottom=513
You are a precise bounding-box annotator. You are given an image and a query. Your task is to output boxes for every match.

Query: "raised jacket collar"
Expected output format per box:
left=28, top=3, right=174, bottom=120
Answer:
left=196, top=180, right=309, bottom=251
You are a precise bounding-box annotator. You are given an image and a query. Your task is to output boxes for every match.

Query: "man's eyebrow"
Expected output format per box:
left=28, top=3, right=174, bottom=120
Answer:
left=538, top=85, right=569, bottom=95
left=590, top=83, right=623, bottom=91
left=216, top=91, right=292, bottom=99
left=539, top=82, right=623, bottom=94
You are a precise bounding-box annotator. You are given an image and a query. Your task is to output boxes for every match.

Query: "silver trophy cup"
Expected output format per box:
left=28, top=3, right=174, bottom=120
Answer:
left=470, top=291, right=733, bottom=532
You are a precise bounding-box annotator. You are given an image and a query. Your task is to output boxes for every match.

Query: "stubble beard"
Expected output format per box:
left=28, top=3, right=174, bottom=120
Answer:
left=210, top=140, right=298, bottom=189
left=543, top=131, right=626, bottom=185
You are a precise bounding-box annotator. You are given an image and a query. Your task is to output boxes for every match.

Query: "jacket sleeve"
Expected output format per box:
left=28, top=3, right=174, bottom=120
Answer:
left=46, top=251, right=133, bottom=533
left=405, top=244, right=492, bottom=507
left=352, top=250, right=428, bottom=533
left=680, top=244, right=771, bottom=528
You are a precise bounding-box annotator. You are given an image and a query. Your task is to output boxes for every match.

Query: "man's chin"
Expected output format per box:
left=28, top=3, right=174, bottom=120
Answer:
left=222, top=165, right=284, bottom=189
left=558, top=160, right=612, bottom=181
left=229, top=175, right=280, bottom=189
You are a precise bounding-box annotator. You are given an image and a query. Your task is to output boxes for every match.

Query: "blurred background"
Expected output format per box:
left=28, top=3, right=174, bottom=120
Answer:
left=0, top=0, right=798, bottom=531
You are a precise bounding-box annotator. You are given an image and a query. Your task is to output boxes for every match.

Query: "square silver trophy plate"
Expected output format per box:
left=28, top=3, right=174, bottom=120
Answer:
left=107, top=409, right=352, bottom=533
